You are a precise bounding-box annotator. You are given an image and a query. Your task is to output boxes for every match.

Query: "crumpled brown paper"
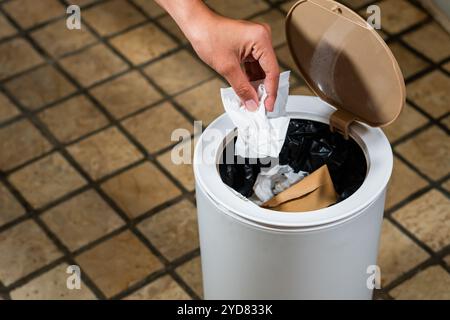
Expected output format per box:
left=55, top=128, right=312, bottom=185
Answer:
left=262, top=165, right=337, bottom=212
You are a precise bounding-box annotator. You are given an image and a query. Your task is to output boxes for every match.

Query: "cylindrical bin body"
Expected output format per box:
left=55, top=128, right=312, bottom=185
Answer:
left=193, top=96, right=393, bottom=300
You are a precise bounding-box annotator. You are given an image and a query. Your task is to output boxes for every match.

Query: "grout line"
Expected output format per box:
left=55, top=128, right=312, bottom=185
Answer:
left=0, top=60, right=49, bottom=84
left=0, top=134, right=194, bottom=234
left=110, top=247, right=202, bottom=300
left=3, top=256, right=69, bottom=293
left=0, top=113, right=24, bottom=128
left=390, top=110, right=449, bottom=149
left=382, top=216, right=450, bottom=293
left=0, top=174, right=107, bottom=298
left=393, top=150, right=450, bottom=199
left=0, top=0, right=111, bottom=42
left=0, top=56, right=215, bottom=133
left=404, top=99, right=450, bottom=135
left=0, top=280, right=11, bottom=300
left=383, top=184, right=433, bottom=218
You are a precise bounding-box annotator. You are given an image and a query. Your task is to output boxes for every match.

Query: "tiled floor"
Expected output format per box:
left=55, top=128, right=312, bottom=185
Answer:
left=0, top=0, right=449, bottom=300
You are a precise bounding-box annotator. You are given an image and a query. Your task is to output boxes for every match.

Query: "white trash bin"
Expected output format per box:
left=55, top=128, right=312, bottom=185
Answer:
left=193, top=0, right=405, bottom=300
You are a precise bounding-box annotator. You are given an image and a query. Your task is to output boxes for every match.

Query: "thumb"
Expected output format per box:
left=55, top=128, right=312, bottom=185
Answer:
left=222, top=63, right=259, bottom=111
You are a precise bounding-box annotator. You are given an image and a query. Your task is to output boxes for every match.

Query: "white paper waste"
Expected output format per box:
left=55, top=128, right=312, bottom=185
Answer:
left=251, top=164, right=308, bottom=205
left=221, top=71, right=291, bottom=158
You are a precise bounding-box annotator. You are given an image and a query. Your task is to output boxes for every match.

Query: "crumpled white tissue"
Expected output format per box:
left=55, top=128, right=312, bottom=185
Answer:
left=221, top=71, right=291, bottom=158
left=251, top=164, right=308, bottom=205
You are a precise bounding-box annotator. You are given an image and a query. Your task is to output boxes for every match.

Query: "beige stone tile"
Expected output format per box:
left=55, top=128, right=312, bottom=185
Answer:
left=76, top=231, right=163, bottom=298
left=68, top=0, right=98, bottom=6
left=445, top=254, right=450, bottom=266
left=5, top=65, right=76, bottom=110
left=0, top=119, right=52, bottom=171
left=441, top=115, right=450, bottom=130
left=252, top=10, right=286, bottom=47
left=122, top=102, right=192, bottom=154
left=0, top=13, right=16, bottom=39
left=393, top=190, right=450, bottom=251
left=101, top=162, right=181, bottom=218
left=407, top=71, right=450, bottom=118
left=132, top=0, right=165, bottom=18
left=9, top=153, right=86, bottom=208
left=207, top=0, right=269, bottom=19
left=337, top=0, right=374, bottom=9
left=110, top=23, right=177, bottom=65
left=0, top=220, right=61, bottom=285
left=4, top=0, right=64, bottom=29
left=157, top=139, right=195, bottom=191
left=281, top=0, right=297, bottom=12
left=396, top=127, right=450, bottom=180
left=290, top=85, right=314, bottom=96
left=403, top=22, right=450, bottom=63
left=67, top=127, right=141, bottom=179
left=377, top=29, right=389, bottom=40
left=144, top=50, right=212, bottom=95
left=348, top=16, right=388, bottom=40
left=84, top=0, right=146, bottom=36
left=0, top=38, right=44, bottom=80
left=38, top=95, right=109, bottom=144
left=0, top=182, right=25, bottom=227
left=382, top=104, right=428, bottom=143
left=90, top=71, right=162, bottom=119
left=385, top=158, right=428, bottom=210
left=60, top=44, right=128, bottom=86
left=443, top=62, right=450, bottom=73
left=42, top=190, right=124, bottom=251
left=388, top=42, right=429, bottom=79
left=375, top=0, right=426, bottom=34
left=378, top=220, right=429, bottom=286
left=10, top=263, right=96, bottom=300
left=31, top=18, right=97, bottom=58
left=125, top=275, right=190, bottom=300
left=176, top=256, right=203, bottom=298
left=138, top=200, right=199, bottom=261
left=285, top=71, right=302, bottom=87
left=276, top=45, right=299, bottom=74
left=390, top=266, right=450, bottom=300
left=442, top=179, right=450, bottom=192
left=0, top=92, right=19, bottom=123
left=175, top=78, right=225, bottom=125
left=156, top=15, right=187, bottom=44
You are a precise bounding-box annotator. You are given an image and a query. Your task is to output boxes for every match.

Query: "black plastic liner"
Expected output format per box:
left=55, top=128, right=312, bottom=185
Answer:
left=219, top=119, right=367, bottom=203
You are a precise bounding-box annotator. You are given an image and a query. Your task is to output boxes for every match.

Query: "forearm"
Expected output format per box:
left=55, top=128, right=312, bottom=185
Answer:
left=154, top=0, right=217, bottom=40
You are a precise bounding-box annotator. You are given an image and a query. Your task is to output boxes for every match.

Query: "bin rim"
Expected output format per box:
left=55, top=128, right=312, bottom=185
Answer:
left=193, top=95, right=392, bottom=230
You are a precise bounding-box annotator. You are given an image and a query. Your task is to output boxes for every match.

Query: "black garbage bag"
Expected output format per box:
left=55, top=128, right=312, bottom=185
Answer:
left=219, top=119, right=367, bottom=203
left=218, top=138, right=264, bottom=198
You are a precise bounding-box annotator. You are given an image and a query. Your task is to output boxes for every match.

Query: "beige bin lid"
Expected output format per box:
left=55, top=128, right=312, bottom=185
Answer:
left=286, top=0, right=405, bottom=128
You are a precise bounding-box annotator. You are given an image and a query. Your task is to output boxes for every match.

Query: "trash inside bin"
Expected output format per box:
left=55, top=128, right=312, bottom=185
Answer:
left=219, top=118, right=367, bottom=208
left=262, top=164, right=338, bottom=212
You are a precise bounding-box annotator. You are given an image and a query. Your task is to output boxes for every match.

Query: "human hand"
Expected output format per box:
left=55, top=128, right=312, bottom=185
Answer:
left=156, top=0, right=280, bottom=112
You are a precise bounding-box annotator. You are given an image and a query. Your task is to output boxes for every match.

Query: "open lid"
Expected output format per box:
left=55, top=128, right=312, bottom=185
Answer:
left=286, top=0, right=405, bottom=135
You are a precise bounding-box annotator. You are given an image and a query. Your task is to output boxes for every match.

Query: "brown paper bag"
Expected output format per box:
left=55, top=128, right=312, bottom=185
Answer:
left=262, top=165, right=337, bottom=212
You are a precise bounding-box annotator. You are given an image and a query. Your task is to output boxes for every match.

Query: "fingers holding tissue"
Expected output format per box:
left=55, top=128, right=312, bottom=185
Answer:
left=221, top=71, right=291, bottom=159
left=221, top=46, right=280, bottom=112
